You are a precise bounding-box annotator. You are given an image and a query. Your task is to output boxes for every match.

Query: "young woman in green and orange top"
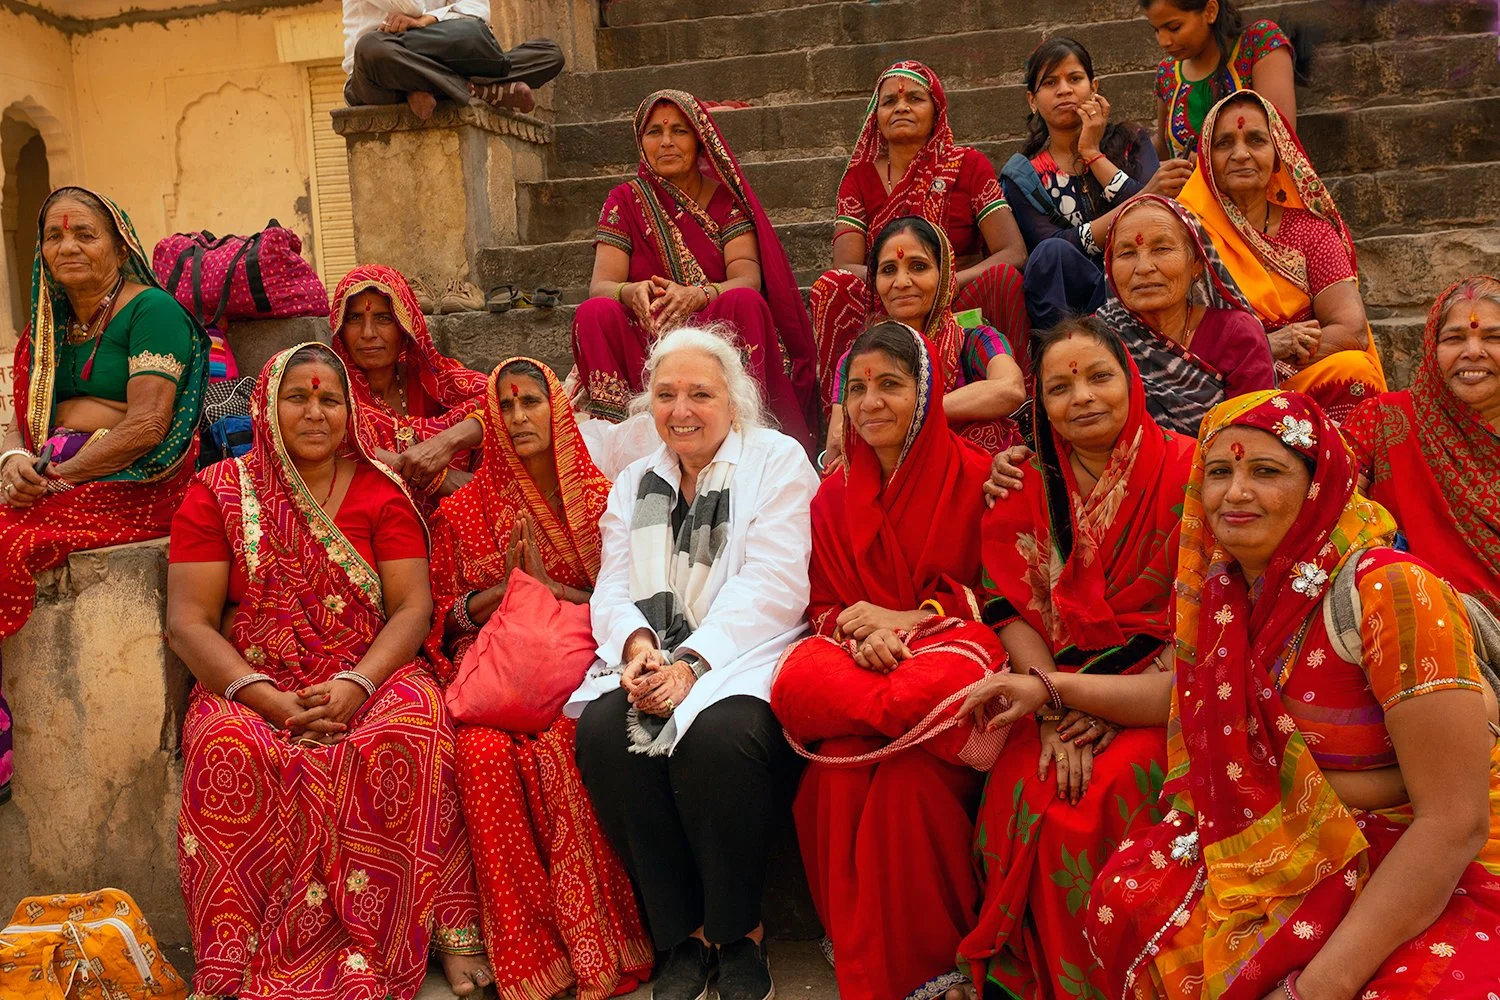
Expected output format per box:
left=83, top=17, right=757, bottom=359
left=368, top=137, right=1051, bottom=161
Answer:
left=1142, top=0, right=1297, bottom=157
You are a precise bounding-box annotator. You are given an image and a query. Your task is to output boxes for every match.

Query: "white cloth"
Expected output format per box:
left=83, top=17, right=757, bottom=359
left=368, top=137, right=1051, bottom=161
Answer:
left=565, top=426, right=818, bottom=752
left=342, top=0, right=492, bottom=75
left=578, top=413, right=661, bottom=481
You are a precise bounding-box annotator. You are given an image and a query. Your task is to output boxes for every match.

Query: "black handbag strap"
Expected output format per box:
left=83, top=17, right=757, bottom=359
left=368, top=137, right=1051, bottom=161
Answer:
left=241, top=230, right=273, bottom=316
left=208, top=238, right=258, bottom=329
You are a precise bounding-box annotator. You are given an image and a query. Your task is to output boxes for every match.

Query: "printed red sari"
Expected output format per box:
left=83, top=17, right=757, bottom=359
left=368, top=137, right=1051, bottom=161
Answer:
left=960, top=350, right=1191, bottom=999
left=427, top=359, right=653, bottom=1000
left=1088, top=391, right=1500, bottom=999
left=329, top=265, right=487, bottom=483
left=175, top=345, right=480, bottom=1000
left=572, top=89, right=819, bottom=449
left=773, top=329, right=1001, bottom=1000
left=810, top=61, right=1028, bottom=415
left=1344, top=278, right=1500, bottom=604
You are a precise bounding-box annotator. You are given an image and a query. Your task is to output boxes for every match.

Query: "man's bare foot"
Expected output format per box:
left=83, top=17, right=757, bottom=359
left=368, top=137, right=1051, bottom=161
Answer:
left=407, top=90, right=437, bottom=120
left=440, top=952, right=493, bottom=997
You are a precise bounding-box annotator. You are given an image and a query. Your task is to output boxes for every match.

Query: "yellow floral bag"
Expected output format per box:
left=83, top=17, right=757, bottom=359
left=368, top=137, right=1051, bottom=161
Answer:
left=0, top=889, right=187, bottom=999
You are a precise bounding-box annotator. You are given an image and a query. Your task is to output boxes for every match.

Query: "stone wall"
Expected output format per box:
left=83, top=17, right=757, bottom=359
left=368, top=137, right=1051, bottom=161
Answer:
left=0, top=539, right=193, bottom=946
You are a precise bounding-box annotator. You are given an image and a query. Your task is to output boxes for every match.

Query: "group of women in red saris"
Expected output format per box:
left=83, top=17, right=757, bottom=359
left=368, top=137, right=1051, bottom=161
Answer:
left=9, top=4, right=1500, bottom=998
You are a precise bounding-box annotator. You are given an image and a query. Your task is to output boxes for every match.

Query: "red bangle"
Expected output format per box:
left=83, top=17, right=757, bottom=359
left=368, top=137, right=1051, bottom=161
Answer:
left=1034, top=669, right=1064, bottom=710
left=1079, top=153, right=1105, bottom=171
left=1281, top=971, right=1303, bottom=1000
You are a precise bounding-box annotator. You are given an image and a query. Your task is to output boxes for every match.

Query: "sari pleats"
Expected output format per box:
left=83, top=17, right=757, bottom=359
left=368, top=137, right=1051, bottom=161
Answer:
left=963, top=724, right=1167, bottom=999
left=455, top=720, right=653, bottom=1000
left=179, top=665, right=479, bottom=1000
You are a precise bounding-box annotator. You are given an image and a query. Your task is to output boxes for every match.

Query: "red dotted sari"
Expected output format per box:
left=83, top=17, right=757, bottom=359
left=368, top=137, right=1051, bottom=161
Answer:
left=426, top=359, right=653, bottom=1000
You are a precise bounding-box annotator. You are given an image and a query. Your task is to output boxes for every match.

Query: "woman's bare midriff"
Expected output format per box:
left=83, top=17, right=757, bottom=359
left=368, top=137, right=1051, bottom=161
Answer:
left=53, top=396, right=128, bottom=432
left=1324, top=766, right=1408, bottom=812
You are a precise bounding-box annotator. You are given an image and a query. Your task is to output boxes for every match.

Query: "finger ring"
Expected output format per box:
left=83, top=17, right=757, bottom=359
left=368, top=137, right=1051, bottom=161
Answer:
left=665, top=698, right=675, bottom=714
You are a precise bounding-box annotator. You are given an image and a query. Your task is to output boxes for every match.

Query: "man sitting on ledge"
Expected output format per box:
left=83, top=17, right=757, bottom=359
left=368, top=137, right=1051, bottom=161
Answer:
left=342, top=0, right=565, bottom=119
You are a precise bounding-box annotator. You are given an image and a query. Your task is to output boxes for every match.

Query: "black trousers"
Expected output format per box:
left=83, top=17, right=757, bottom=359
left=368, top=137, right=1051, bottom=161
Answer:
left=576, top=689, right=796, bottom=950
left=344, top=17, right=565, bottom=107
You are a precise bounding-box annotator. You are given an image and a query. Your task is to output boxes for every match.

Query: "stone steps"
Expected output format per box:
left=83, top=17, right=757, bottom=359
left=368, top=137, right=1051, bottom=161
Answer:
left=546, top=30, right=1500, bottom=177
left=524, top=94, right=1500, bottom=245
left=560, top=0, right=1496, bottom=121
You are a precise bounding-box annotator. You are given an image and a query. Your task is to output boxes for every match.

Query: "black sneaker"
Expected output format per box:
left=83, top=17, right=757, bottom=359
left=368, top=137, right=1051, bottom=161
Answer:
left=717, top=937, right=774, bottom=1000
left=652, top=936, right=714, bottom=1000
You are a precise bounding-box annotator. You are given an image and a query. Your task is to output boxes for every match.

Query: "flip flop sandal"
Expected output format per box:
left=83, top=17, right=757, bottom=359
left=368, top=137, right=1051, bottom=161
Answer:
left=485, top=284, right=519, bottom=313
left=532, top=286, right=562, bottom=309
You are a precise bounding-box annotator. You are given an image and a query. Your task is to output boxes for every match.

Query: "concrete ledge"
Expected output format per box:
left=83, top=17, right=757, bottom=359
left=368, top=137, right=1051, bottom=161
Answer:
left=333, top=101, right=553, bottom=292
left=0, top=538, right=191, bottom=947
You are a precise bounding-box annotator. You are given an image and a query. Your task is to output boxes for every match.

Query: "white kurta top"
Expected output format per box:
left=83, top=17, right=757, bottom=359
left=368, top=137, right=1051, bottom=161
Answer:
left=341, top=0, right=491, bottom=75
left=565, top=426, right=817, bottom=752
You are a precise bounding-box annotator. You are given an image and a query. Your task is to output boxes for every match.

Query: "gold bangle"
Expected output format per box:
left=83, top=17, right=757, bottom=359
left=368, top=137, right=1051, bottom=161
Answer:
left=464, top=410, right=485, bottom=429
left=615, top=281, right=628, bottom=302
left=424, top=468, right=449, bottom=495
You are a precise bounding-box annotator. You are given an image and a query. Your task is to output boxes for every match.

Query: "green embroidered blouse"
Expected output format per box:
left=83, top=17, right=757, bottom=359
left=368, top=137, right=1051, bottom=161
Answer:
left=54, top=287, right=195, bottom=404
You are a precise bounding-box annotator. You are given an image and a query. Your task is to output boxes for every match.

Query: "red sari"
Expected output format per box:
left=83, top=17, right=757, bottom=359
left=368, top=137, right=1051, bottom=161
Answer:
left=772, top=330, right=1000, bottom=1000
left=1088, top=391, right=1500, bottom=999
left=329, top=265, right=487, bottom=488
left=572, top=89, right=819, bottom=449
left=426, top=358, right=653, bottom=1000
left=1343, top=278, right=1500, bottom=604
left=960, top=350, right=1190, bottom=999
left=173, top=346, right=480, bottom=1000
left=810, top=61, right=1028, bottom=415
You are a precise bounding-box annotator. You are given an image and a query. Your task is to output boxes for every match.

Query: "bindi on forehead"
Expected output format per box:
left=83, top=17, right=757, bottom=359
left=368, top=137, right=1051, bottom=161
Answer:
left=1472, top=312, right=1482, bottom=329
left=1068, top=361, right=1079, bottom=374
left=1134, top=232, right=1145, bottom=246
left=1230, top=441, right=1245, bottom=461
left=62, top=213, right=69, bottom=230
left=895, top=245, right=905, bottom=259
left=311, top=375, right=321, bottom=390
left=508, top=381, right=521, bottom=397
left=1236, top=115, right=1246, bottom=130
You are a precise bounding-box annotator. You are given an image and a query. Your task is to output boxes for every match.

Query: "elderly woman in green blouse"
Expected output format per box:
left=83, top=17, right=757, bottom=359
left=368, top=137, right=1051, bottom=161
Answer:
left=0, top=185, right=208, bottom=801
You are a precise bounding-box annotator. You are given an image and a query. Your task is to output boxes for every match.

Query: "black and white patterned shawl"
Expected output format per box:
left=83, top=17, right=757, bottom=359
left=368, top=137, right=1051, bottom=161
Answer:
left=624, top=457, right=736, bottom=754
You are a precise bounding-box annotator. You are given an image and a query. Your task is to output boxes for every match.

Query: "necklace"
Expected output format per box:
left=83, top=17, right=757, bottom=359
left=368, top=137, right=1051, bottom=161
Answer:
left=66, top=275, right=125, bottom=345
left=1260, top=204, right=1273, bottom=236
left=318, top=460, right=340, bottom=508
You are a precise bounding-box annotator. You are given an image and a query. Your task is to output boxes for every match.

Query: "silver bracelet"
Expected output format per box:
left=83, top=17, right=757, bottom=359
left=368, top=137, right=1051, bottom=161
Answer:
left=224, top=672, right=275, bottom=702
left=0, top=448, right=34, bottom=471
left=333, top=670, right=377, bottom=698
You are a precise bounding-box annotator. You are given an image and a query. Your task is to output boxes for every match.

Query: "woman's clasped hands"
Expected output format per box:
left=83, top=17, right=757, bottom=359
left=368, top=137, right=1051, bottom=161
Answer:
left=621, top=632, right=697, bottom=718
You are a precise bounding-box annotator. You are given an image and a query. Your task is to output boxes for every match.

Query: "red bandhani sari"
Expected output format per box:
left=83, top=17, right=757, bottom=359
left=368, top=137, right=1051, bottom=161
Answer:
left=329, top=265, right=487, bottom=482
left=1344, top=278, right=1500, bottom=604
left=572, top=89, right=819, bottom=449
left=0, top=187, right=208, bottom=795
left=773, top=329, right=1001, bottom=1000
left=810, top=61, right=1028, bottom=414
left=426, top=358, right=653, bottom=1000
left=1088, top=391, right=1500, bottom=998
left=175, top=345, right=480, bottom=1000
left=960, top=349, right=1191, bottom=998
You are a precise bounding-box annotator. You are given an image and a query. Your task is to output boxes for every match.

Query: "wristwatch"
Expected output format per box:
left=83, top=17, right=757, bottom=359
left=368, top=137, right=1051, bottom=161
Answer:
left=674, top=651, right=710, bottom=679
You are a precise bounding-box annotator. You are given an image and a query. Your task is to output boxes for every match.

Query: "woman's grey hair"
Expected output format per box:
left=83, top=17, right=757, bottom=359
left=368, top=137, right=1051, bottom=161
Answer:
left=627, top=322, right=773, bottom=431
left=1437, top=276, right=1500, bottom=330
left=283, top=342, right=351, bottom=395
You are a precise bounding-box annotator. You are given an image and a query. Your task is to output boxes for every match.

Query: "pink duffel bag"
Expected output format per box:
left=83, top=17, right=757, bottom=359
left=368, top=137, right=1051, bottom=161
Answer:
left=444, top=568, right=600, bottom=734
left=152, top=220, right=329, bottom=327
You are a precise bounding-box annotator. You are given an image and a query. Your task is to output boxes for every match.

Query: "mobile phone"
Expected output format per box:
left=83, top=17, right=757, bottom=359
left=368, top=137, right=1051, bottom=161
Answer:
left=33, top=443, right=54, bottom=477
